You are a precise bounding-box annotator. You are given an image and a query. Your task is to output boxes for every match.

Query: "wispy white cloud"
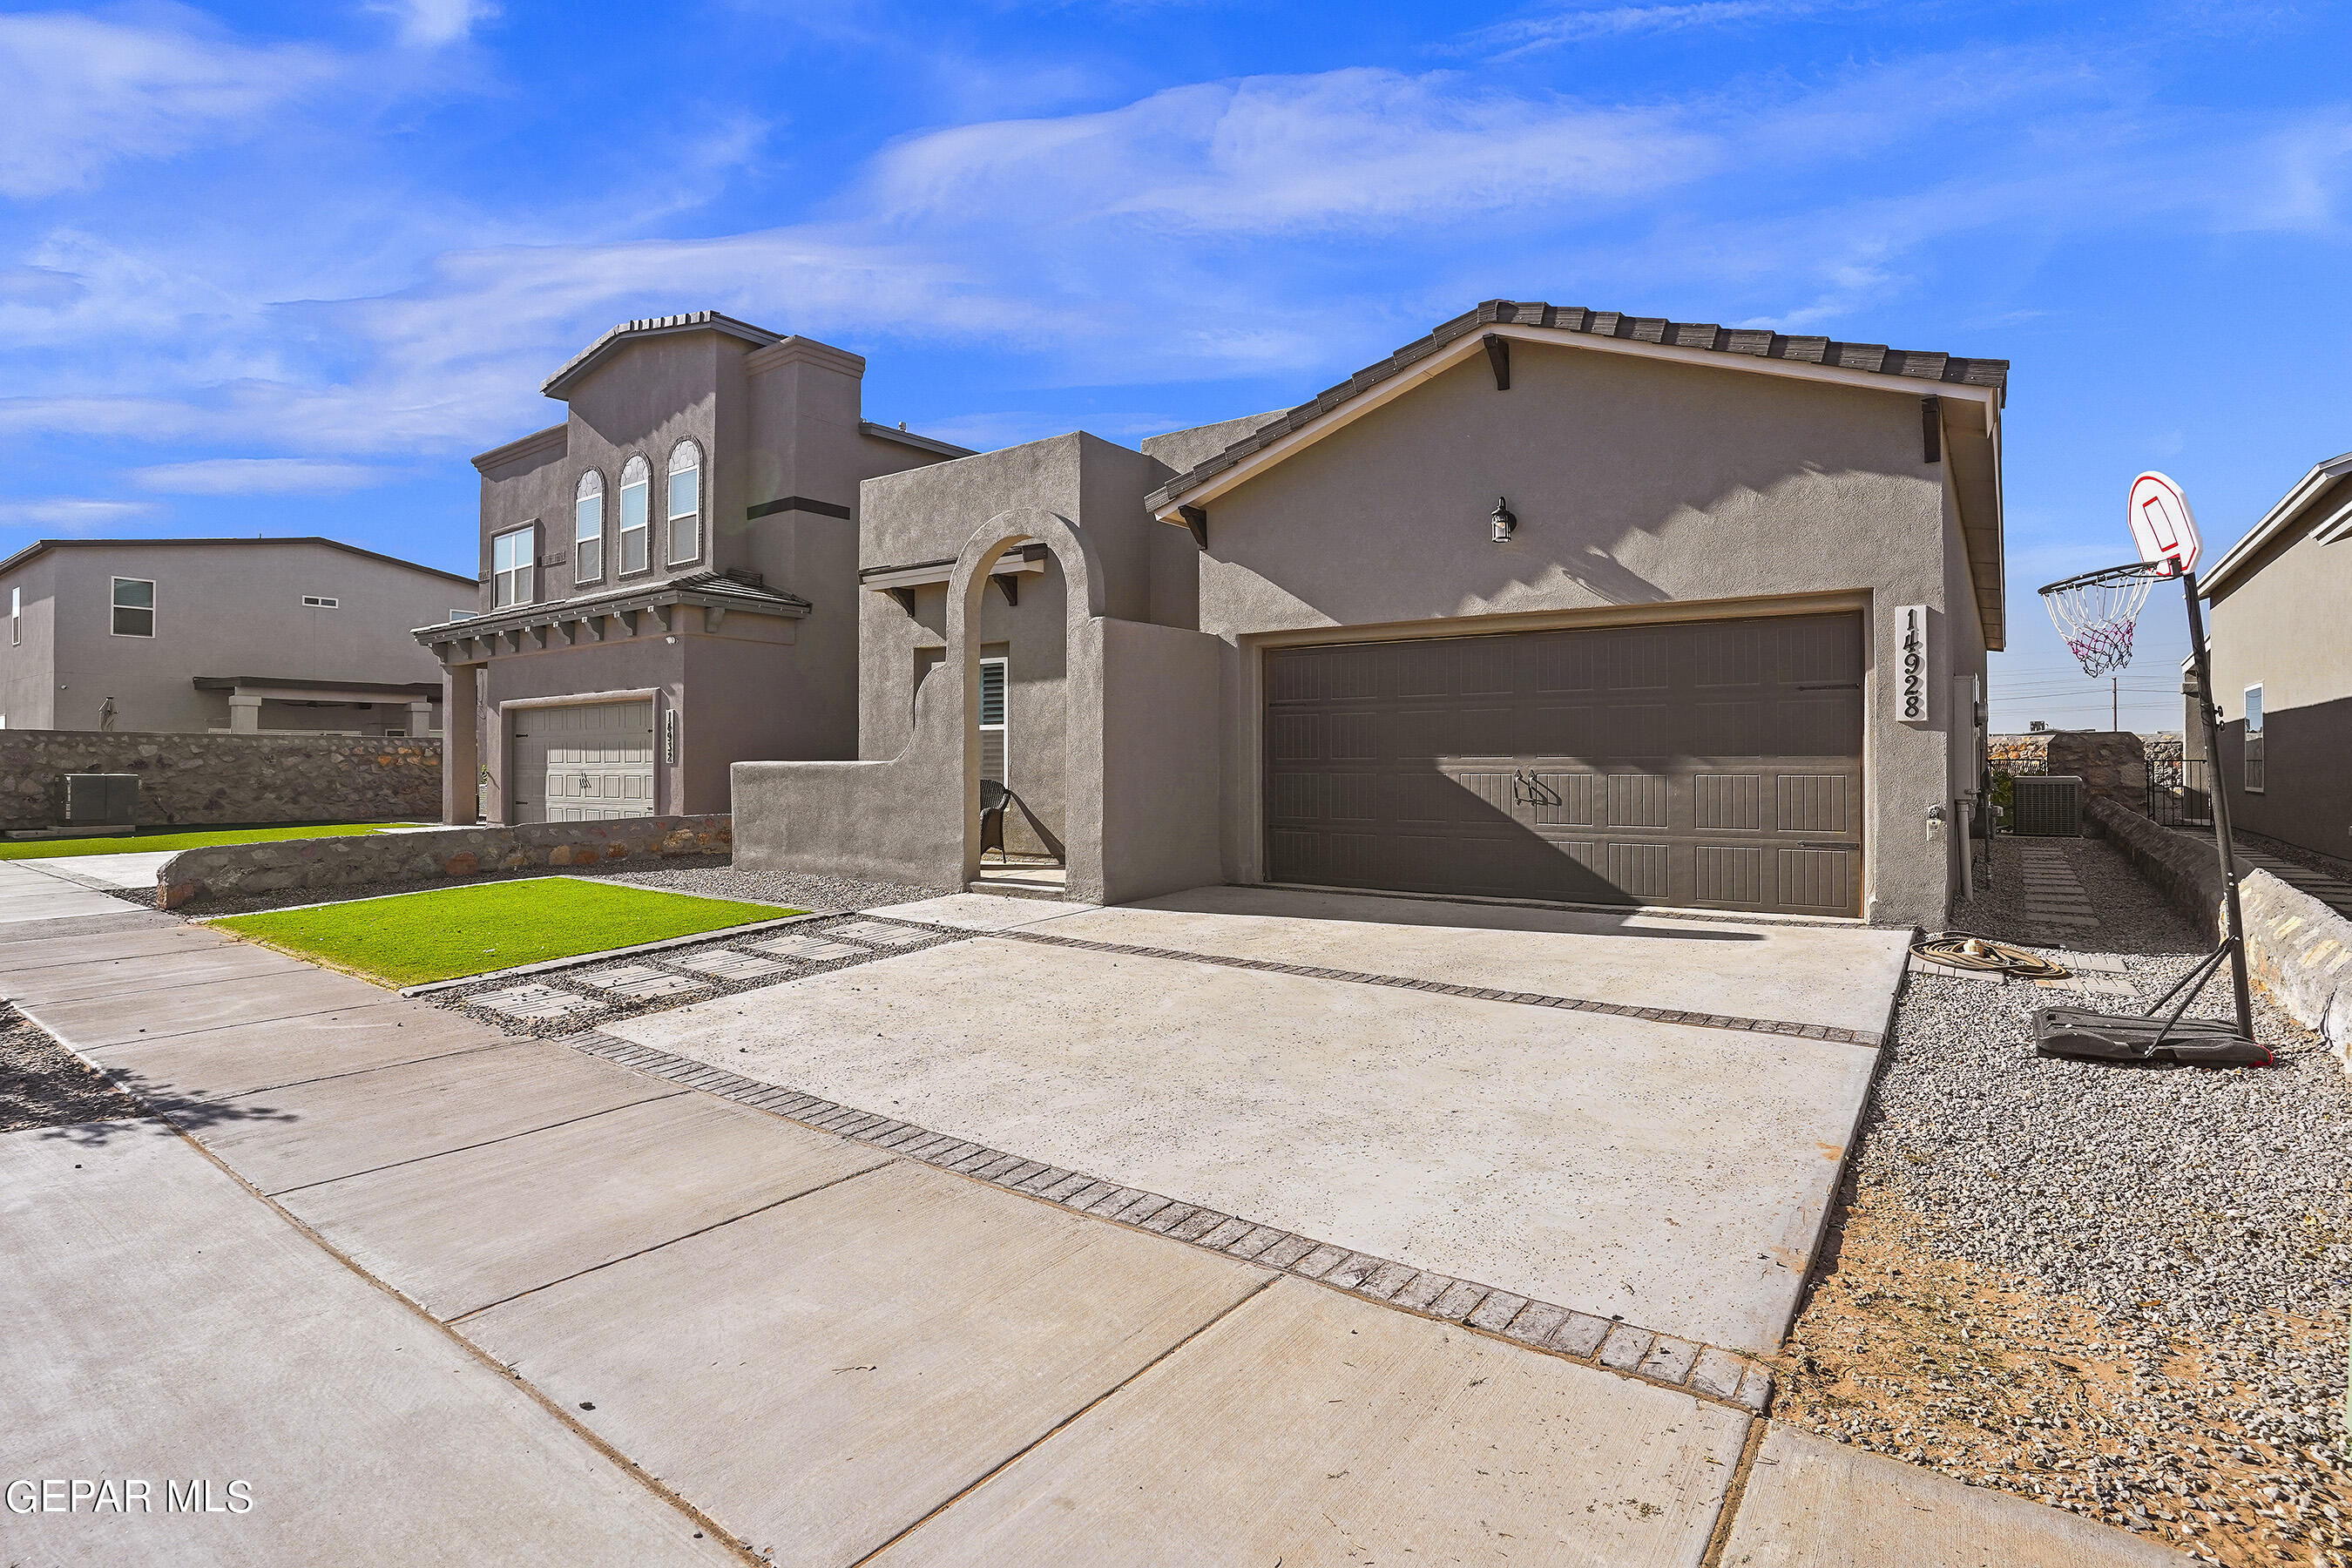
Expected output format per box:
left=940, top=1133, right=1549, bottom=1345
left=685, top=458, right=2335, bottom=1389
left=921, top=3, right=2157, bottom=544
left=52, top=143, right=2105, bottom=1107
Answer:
left=368, top=0, right=499, bottom=49
left=0, top=497, right=163, bottom=529
left=1470, top=1, right=1822, bottom=58
left=0, top=9, right=337, bottom=199
left=129, top=458, right=397, bottom=495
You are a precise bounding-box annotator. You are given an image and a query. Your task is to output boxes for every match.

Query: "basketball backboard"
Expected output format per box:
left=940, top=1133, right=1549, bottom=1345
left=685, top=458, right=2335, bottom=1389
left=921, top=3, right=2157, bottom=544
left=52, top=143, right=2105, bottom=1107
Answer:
left=2128, top=470, right=2201, bottom=577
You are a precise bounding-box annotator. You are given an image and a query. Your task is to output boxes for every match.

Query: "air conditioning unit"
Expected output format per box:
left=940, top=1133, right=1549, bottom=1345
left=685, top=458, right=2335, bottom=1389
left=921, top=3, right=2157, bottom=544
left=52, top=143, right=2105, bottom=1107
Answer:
left=63, top=773, right=139, bottom=827
left=2011, top=774, right=2085, bottom=837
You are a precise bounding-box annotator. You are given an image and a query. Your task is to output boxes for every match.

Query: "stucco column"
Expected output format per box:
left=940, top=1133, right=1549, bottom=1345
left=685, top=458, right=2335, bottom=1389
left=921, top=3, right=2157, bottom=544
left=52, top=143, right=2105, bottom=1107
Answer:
left=407, top=699, right=435, bottom=737
left=226, top=692, right=262, bottom=733
left=441, top=664, right=481, bottom=825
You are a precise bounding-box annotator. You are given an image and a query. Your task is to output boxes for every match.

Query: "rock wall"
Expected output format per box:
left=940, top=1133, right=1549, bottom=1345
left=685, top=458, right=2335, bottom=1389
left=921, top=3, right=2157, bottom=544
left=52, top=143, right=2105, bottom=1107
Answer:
left=2240, top=869, right=2352, bottom=1072
left=2089, top=797, right=2229, bottom=943
left=0, top=731, right=440, bottom=831
left=159, top=815, right=731, bottom=909
left=2044, top=731, right=2148, bottom=813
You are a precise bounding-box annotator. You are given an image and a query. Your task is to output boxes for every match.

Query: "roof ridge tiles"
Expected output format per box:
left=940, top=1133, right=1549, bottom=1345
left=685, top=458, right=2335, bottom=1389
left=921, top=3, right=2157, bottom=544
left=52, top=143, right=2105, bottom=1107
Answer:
left=1146, top=298, right=2011, bottom=511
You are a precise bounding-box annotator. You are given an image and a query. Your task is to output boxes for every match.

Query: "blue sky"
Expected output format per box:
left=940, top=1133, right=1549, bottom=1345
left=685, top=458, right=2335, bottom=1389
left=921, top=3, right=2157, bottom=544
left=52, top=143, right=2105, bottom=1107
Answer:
left=3, top=0, right=2347, bottom=731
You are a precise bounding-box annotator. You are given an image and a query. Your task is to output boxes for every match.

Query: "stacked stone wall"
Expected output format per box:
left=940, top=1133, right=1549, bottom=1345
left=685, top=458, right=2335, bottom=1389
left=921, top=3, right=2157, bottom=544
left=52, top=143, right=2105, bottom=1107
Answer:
left=0, top=731, right=439, bottom=831
left=2044, top=731, right=2148, bottom=813
left=159, top=815, right=731, bottom=909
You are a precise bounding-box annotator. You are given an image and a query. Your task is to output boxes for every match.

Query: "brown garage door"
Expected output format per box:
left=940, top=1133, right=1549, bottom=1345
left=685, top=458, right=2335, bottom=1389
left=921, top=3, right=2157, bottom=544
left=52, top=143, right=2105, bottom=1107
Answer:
left=1263, top=613, right=1863, bottom=916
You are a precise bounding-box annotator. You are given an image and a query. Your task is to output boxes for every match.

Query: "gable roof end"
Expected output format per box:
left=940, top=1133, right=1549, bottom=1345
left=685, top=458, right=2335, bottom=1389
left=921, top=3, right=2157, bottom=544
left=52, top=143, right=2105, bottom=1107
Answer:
left=2200, top=449, right=2352, bottom=598
left=1146, top=299, right=2009, bottom=512
left=540, top=311, right=786, bottom=400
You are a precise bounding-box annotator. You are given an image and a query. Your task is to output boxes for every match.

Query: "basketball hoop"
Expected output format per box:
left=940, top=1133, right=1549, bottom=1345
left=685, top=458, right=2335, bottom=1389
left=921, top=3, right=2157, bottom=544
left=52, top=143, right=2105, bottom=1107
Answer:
left=2037, top=558, right=2167, bottom=678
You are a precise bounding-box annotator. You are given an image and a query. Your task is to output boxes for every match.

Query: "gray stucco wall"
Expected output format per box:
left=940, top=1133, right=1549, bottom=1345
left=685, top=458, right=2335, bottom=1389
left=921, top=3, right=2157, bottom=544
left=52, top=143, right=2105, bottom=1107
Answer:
left=0, top=541, right=462, bottom=735
left=1094, top=617, right=1223, bottom=902
left=2204, top=472, right=2352, bottom=862
left=1189, top=341, right=1976, bottom=927
left=0, top=730, right=439, bottom=830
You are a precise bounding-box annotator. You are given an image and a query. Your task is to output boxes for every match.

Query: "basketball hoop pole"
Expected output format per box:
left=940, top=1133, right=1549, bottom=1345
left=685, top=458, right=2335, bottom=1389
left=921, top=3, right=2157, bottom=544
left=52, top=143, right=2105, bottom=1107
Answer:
left=2180, top=565, right=2254, bottom=1039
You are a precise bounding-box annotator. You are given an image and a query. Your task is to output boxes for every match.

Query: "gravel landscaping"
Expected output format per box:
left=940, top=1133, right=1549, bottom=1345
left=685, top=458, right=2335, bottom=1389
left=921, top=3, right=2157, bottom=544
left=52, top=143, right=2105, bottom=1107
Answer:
left=1781, top=832, right=2351, bottom=1567
left=0, top=1004, right=142, bottom=1133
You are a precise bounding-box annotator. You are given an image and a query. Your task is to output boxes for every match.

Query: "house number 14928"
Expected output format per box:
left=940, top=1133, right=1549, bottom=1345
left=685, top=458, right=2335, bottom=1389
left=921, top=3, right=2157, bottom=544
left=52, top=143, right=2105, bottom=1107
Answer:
left=1896, top=605, right=1930, bottom=724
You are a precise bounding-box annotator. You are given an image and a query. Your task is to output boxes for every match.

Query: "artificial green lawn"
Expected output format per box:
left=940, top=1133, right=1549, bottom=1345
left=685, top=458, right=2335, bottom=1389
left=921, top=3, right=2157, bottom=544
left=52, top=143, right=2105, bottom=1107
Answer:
left=214, top=877, right=802, bottom=987
left=0, top=821, right=409, bottom=861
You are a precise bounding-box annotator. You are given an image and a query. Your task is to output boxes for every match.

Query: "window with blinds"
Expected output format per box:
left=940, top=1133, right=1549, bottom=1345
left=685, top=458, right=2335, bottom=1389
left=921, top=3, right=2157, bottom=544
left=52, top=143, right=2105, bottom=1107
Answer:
left=978, top=657, right=1007, bottom=783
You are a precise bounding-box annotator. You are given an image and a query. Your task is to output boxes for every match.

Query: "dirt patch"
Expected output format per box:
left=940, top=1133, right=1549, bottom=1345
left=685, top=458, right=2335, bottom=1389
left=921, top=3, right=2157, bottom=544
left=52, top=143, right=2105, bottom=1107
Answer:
left=1779, top=1171, right=2351, bottom=1566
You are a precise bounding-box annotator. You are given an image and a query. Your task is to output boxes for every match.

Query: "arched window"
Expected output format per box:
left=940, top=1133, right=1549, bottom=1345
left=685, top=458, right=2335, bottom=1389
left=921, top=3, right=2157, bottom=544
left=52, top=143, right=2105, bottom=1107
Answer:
left=574, top=470, right=605, bottom=583
left=617, top=455, right=651, bottom=575
left=666, top=439, right=702, bottom=565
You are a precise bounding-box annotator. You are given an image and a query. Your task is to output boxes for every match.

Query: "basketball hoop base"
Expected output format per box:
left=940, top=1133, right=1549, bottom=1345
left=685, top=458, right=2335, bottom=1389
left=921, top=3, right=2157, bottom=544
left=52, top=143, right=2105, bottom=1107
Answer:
left=2033, top=1006, right=2269, bottom=1066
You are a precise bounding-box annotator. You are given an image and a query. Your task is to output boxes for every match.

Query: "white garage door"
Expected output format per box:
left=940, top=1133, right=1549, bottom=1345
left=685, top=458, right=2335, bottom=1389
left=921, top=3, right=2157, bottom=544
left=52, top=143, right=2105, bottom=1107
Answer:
left=511, top=700, right=655, bottom=823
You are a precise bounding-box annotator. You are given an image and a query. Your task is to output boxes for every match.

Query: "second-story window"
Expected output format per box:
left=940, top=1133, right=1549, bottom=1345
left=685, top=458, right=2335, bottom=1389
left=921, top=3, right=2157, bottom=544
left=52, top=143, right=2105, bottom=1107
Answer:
left=9, top=586, right=17, bottom=645
left=111, top=577, right=155, bottom=637
left=618, top=455, right=651, bottom=574
left=575, top=470, right=605, bottom=584
left=666, top=440, right=702, bottom=565
left=491, top=526, right=535, bottom=608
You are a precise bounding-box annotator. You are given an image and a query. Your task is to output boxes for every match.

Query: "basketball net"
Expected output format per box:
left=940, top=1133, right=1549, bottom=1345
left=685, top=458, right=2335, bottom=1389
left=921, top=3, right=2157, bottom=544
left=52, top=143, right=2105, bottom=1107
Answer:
left=2038, top=561, right=2166, bottom=679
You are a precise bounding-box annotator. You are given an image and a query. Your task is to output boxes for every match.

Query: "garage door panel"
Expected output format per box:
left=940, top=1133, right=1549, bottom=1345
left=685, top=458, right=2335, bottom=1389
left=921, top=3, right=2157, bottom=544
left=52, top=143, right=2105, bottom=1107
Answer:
left=510, top=700, right=655, bottom=826
left=1264, top=612, right=1862, bottom=917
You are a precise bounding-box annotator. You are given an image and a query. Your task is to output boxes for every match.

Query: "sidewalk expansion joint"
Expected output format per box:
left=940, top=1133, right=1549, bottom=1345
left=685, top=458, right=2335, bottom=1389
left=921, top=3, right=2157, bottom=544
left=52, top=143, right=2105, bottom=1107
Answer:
left=982, top=926, right=1882, bottom=1047
left=560, top=1028, right=1778, bottom=1418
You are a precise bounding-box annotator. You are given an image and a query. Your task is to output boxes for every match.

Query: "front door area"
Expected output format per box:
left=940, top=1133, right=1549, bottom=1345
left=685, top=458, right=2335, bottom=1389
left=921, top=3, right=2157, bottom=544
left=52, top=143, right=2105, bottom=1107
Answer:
left=510, top=700, right=657, bottom=823
left=1262, top=612, right=1865, bottom=917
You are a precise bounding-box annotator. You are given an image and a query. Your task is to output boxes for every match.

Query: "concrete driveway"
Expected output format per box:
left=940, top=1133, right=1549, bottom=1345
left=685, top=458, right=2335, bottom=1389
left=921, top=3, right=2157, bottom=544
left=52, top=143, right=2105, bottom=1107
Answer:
left=612, top=885, right=1909, bottom=1356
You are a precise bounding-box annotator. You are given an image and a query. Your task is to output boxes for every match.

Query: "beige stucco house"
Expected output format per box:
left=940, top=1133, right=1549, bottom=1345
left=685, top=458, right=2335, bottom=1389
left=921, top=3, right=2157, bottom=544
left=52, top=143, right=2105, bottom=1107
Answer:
left=413, top=312, right=970, bottom=824
left=734, top=300, right=2008, bottom=929
left=0, top=537, right=468, bottom=737
left=2190, top=449, right=2352, bottom=863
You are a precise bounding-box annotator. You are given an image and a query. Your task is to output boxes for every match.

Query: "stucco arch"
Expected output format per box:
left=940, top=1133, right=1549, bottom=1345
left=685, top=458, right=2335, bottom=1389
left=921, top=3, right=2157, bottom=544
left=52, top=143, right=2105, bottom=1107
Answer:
left=942, top=508, right=1106, bottom=893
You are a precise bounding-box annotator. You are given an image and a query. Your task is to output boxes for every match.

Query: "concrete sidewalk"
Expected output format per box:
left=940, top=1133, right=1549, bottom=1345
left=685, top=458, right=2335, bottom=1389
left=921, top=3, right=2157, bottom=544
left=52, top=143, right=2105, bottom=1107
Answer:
left=0, top=879, right=2186, bottom=1566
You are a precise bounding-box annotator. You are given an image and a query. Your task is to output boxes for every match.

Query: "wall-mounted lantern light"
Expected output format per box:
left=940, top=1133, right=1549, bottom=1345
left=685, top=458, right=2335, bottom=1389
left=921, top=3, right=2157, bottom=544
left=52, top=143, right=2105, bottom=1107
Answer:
left=1490, top=496, right=1517, bottom=544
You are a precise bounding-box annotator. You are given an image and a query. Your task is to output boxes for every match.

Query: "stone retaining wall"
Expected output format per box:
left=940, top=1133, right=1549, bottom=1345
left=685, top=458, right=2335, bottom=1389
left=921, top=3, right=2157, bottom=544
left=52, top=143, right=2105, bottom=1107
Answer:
left=0, top=731, right=439, bottom=831
left=2088, top=797, right=2228, bottom=943
left=159, top=815, right=732, bottom=909
left=2239, top=870, right=2352, bottom=1071
left=2089, top=797, right=2350, bottom=1070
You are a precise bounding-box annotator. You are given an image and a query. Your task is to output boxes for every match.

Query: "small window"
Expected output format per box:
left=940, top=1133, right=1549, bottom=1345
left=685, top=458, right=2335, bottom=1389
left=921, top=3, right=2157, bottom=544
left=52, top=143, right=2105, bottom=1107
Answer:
left=449, top=610, right=475, bottom=622
left=301, top=595, right=339, bottom=608
left=618, top=456, right=651, bottom=575
left=575, top=470, right=605, bottom=584
left=978, top=656, right=1008, bottom=785
left=9, top=585, right=17, bottom=645
left=111, top=577, right=155, bottom=638
left=2243, top=683, right=2265, bottom=794
left=490, top=527, right=535, bottom=608
left=666, top=440, right=703, bottom=565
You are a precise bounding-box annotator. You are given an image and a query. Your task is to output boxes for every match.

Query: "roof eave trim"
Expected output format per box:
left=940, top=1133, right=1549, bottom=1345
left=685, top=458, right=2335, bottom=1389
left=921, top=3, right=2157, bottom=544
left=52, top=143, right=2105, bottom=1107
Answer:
left=2200, top=451, right=2352, bottom=598
left=1149, top=323, right=2003, bottom=522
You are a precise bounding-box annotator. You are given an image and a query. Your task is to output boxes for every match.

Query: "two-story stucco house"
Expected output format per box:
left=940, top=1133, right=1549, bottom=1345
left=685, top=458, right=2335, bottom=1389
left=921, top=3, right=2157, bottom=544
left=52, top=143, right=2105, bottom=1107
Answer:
left=413, top=313, right=970, bottom=824
left=2190, top=449, right=2352, bottom=866
left=733, top=300, right=2007, bottom=929
left=0, top=537, right=469, bottom=736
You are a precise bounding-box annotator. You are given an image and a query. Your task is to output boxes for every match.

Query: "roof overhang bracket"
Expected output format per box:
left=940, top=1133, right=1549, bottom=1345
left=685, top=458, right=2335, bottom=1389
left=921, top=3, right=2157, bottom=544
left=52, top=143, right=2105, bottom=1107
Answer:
left=703, top=605, right=728, bottom=634
left=992, top=572, right=1018, bottom=607
left=1921, top=395, right=1943, bottom=464
left=1483, top=333, right=1511, bottom=391
left=1178, top=505, right=1209, bottom=551
left=885, top=586, right=916, bottom=615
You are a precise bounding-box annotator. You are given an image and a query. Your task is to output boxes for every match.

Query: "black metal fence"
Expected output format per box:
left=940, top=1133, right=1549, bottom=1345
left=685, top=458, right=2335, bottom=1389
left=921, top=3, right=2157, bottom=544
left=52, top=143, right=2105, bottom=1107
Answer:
left=2148, top=754, right=2213, bottom=829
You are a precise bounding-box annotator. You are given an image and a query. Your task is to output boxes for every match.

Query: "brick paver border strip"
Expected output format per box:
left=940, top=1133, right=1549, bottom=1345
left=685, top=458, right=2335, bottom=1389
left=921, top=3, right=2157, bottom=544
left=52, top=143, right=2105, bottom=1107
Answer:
left=558, top=1028, right=1776, bottom=1416
left=985, top=927, right=1882, bottom=1047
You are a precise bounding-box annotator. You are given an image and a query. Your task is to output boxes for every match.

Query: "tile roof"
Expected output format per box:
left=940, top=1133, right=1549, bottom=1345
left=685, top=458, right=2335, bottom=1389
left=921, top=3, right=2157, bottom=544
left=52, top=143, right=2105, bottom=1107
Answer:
left=1147, top=299, right=2010, bottom=510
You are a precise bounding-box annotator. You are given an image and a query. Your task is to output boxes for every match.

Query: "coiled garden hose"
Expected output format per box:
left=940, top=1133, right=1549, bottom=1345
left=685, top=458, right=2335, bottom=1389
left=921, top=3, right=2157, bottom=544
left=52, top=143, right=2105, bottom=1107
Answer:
left=1909, top=930, right=2072, bottom=981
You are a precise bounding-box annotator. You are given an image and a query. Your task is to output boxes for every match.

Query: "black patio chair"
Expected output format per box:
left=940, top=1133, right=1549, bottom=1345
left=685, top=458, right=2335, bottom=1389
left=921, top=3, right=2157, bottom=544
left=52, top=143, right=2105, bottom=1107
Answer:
left=979, top=779, right=1008, bottom=862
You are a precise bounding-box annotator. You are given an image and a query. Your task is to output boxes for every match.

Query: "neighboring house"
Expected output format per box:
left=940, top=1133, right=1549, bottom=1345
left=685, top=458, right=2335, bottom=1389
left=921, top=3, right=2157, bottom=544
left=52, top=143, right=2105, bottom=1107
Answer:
left=0, top=537, right=470, bottom=736
left=412, top=312, right=972, bottom=825
left=2190, top=449, right=2352, bottom=862
left=736, top=299, right=2007, bottom=928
